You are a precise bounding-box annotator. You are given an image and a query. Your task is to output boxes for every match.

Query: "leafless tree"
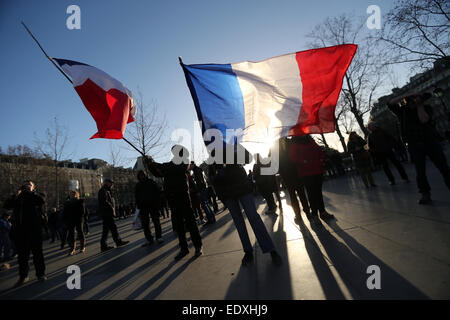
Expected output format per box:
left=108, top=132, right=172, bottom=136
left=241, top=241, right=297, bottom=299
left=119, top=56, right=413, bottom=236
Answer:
left=124, top=91, right=170, bottom=161
left=379, top=0, right=449, bottom=70
left=307, top=14, right=389, bottom=139
left=34, top=116, right=72, bottom=208
left=108, top=143, right=126, bottom=168
left=334, top=103, right=349, bottom=153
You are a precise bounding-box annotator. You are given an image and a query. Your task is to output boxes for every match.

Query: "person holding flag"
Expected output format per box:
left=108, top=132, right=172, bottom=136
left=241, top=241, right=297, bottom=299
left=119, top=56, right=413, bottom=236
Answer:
left=145, top=147, right=203, bottom=260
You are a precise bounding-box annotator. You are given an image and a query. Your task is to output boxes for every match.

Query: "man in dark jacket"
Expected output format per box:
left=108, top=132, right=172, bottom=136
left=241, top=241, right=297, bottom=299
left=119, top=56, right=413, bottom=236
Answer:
left=367, top=122, right=410, bottom=185
left=145, top=145, right=202, bottom=260
left=4, top=180, right=47, bottom=287
left=98, top=179, right=129, bottom=252
left=389, top=93, right=450, bottom=204
left=135, top=170, right=163, bottom=245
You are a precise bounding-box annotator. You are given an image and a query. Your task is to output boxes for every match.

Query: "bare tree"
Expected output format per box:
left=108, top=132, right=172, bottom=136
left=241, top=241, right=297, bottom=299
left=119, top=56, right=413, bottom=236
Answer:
left=124, top=91, right=169, bottom=161
left=35, top=116, right=72, bottom=208
left=379, top=0, right=449, bottom=69
left=307, top=14, right=389, bottom=138
left=108, top=143, right=126, bottom=168
left=334, top=103, right=349, bottom=153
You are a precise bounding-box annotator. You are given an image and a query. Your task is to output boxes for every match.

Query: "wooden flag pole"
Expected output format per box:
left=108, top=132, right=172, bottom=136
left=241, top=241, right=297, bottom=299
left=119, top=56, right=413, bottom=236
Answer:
left=21, top=21, right=145, bottom=157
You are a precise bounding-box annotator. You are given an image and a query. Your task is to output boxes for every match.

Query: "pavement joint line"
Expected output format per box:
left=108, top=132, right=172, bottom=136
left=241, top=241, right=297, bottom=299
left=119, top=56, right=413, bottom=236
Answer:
left=199, top=248, right=247, bottom=258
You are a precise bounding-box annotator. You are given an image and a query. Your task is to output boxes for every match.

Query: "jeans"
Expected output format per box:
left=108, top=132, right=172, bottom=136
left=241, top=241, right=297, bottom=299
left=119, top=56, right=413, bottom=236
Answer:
left=408, top=141, right=450, bottom=194
left=0, top=235, right=12, bottom=260
left=223, top=193, right=275, bottom=254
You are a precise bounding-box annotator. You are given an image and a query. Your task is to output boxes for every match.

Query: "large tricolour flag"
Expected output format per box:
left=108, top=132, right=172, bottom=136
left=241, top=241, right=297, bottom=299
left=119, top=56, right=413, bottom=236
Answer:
left=54, top=59, right=136, bottom=139
left=181, top=44, right=357, bottom=144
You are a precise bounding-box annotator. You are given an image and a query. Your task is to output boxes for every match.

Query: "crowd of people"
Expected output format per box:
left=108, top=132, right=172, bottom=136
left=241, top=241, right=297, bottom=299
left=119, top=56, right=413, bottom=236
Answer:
left=1, top=91, right=449, bottom=288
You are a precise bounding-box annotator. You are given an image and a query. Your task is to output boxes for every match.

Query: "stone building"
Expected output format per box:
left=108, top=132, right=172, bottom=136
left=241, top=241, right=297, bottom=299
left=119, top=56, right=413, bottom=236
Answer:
left=0, top=155, right=137, bottom=213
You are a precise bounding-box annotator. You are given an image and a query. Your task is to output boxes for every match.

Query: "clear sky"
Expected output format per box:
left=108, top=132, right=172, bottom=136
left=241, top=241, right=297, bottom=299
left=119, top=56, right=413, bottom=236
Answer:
left=0, top=0, right=404, bottom=167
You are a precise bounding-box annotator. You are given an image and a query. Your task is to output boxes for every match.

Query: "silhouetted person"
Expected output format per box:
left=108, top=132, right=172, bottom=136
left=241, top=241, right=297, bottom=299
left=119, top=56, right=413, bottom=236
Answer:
left=278, top=137, right=310, bottom=224
left=98, top=179, right=129, bottom=252
left=253, top=154, right=278, bottom=213
left=389, top=93, right=450, bottom=204
left=347, top=132, right=377, bottom=188
left=212, top=144, right=282, bottom=267
left=135, top=170, right=163, bottom=245
left=187, top=171, right=206, bottom=224
left=4, top=180, right=47, bottom=287
left=47, top=207, right=59, bottom=243
left=145, top=145, right=203, bottom=260
left=63, top=190, right=86, bottom=255
left=189, top=162, right=216, bottom=224
left=289, top=135, right=335, bottom=226
left=367, top=122, right=409, bottom=186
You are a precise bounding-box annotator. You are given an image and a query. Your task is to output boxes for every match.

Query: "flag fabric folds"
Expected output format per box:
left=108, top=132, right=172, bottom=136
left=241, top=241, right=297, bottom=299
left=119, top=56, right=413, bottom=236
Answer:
left=54, top=58, right=135, bottom=139
left=180, top=44, right=357, bottom=144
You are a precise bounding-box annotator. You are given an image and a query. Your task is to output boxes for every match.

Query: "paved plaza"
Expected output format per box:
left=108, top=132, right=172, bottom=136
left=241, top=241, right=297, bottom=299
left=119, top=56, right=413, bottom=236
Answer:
left=1, top=150, right=450, bottom=300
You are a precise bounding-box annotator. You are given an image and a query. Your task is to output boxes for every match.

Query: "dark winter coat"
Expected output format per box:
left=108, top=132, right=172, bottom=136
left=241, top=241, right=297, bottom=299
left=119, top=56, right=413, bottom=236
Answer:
left=388, top=103, right=441, bottom=144
left=135, top=178, right=161, bottom=211
left=4, top=191, right=46, bottom=238
left=289, top=139, right=325, bottom=177
left=146, top=160, right=190, bottom=201
left=367, top=128, right=396, bottom=155
left=98, top=186, right=115, bottom=218
left=213, top=164, right=254, bottom=200
left=62, top=199, right=86, bottom=227
left=347, top=135, right=371, bottom=169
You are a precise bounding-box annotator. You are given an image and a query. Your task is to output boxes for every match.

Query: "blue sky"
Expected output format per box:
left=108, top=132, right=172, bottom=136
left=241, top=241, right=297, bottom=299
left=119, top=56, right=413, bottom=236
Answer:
left=0, top=0, right=403, bottom=167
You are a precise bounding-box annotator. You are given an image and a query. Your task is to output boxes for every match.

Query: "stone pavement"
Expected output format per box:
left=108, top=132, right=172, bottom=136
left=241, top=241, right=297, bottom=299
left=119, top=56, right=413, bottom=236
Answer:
left=1, top=150, right=449, bottom=300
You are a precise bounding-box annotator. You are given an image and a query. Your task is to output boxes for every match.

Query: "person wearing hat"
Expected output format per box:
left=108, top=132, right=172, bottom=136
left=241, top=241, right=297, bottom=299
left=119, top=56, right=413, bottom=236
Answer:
left=98, top=179, right=129, bottom=252
left=145, top=145, right=203, bottom=260
left=388, top=93, right=450, bottom=204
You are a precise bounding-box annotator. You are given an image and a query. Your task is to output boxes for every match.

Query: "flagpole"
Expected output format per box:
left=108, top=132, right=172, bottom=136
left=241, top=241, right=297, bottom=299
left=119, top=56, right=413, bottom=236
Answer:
left=21, top=21, right=73, bottom=84
left=22, top=21, right=146, bottom=157
left=122, top=137, right=145, bottom=157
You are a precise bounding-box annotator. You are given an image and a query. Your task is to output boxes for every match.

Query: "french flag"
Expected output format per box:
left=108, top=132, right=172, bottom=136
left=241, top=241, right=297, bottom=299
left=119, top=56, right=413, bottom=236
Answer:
left=181, top=44, right=357, bottom=144
left=54, top=58, right=136, bottom=139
